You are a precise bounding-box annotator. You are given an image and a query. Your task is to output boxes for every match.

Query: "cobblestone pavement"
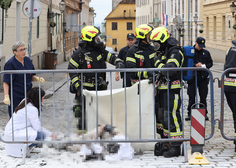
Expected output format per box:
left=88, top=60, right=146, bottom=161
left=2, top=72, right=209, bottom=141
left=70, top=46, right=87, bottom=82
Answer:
left=0, top=62, right=236, bottom=167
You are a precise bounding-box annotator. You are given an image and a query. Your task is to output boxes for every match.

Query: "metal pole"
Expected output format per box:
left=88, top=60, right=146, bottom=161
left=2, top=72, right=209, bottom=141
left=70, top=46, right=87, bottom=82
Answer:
left=74, top=12, right=76, bottom=50
left=195, top=21, right=197, bottom=41
left=179, top=29, right=181, bottom=46
left=28, top=0, right=35, bottom=59
left=63, top=11, right=66, bottom=61
left=50, top=0, right=52, bottom=51
left=70, top=14, right=72, bottom=57
left=188, top=0, right=190, bottom=46
left=79, top=11, right=81, bottom=39
left=74, top=31, right=76, bottom=50
left=190, top=0, right=192, bottom=45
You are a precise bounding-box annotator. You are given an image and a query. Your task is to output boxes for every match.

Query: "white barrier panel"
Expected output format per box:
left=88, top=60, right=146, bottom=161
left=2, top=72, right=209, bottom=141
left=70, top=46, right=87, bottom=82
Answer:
left=84, top=80, right=155, bottom=151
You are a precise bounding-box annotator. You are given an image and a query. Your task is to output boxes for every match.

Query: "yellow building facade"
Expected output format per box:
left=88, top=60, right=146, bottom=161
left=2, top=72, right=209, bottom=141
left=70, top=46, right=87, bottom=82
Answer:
left=105, top=1, right=136, bottom=51
left=203, top=0, right=234, bottom=62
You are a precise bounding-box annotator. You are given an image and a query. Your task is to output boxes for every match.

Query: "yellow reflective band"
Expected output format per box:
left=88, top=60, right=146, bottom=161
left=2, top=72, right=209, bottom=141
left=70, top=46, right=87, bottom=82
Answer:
left=224, top=82, right=236, bottom=86
left=97, top=54, right=102, bottom=60
left=158, top=84, right=181, bottom=90
left=163, top=129, right=169, bottom=134
left=70, top=59, right=79, bottom=68
left=78, top=130, right=87, bottom=134
left=83, top=83, right=95, bottom=87
left=137, top=71, right=141, bottom=77
left=226, top=49, right=230, bottom=55
left=158, top=63, right=165, bottom=68
left=131, top=81, right=136, bottom=85
left=149, top=53, right=155, bottom=59
left=156, top=123, right=163, bottom=127
left=161, top=56, right=166, bottom=60
left=75, top=82, right=80, bottom=88
left=143, top=71, right=148, bottom=78
left=154, top=60, right=160, bottom=67
left=170, top=132, right=183, bottom=136
left=115, top=58, right=123, bottom=64
left=71, top=76, right=79, bottom=84
left=85, top=55, right=93, bottom=62
left=106, top=52, right=111, bottom=62
left=126, top=57, right=136, bottom=63
left=172, top=94, right=181, bottom=134
left=179, top=51, right=184, bottom=67
left=134, top=53, right=144, bottom=59
left=167, top=58, right=180, bottom=67
left=234, top=133, right=236, bottom=137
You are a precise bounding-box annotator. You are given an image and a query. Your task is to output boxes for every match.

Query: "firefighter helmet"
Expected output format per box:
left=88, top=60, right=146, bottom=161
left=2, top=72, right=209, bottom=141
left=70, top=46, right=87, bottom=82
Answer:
left=150, top=27, right=170, bottom=43
left=135, top=24, right=153, bottom=39
left=81, top=26, right=100, bottom=42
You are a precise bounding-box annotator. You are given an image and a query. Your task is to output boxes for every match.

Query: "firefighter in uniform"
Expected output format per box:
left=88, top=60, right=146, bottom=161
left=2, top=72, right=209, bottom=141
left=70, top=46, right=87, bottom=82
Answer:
left=68, top=26, right=124, bottom=134
left=150, top=27, right=184, bottom=157
left=224, top=40, right=236, bottom=152
left=125, top=24, right=156, bottom=84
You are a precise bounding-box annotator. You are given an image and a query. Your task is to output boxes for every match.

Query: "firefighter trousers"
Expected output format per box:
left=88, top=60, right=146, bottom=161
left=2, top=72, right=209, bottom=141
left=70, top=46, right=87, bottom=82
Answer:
left=225, top=91, right=236, bottom=144
left=156, top=89, right=183, bottom=146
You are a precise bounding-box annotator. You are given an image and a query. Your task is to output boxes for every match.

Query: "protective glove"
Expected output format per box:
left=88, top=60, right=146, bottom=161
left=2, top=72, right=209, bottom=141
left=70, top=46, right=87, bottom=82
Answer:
left=116, top=62, right=125, bottom=69
left=76, top=81, right=82, bottom=96
left=148, top=77, right=154, bottom=84
left=3, top=95, right=10, bottom=106
left=103, top=124, right=115, bottom=135
left=36, top=77, right=45, bottom=84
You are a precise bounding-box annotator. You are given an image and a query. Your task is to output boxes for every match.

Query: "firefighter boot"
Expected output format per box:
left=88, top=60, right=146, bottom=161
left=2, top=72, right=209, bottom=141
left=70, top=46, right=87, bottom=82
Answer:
left=163, top=146, right=181, bottom=158
left=154, top=142, right=170, bottom=156
left=73, top=105, right=82, bottom=118
left=77, top=118, right=87, bottom=134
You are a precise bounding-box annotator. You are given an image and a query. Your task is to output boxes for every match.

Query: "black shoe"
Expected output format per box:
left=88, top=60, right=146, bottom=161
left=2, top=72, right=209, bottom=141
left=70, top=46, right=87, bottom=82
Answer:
left=154, top=142, right=170, bottom=156
left=205, top=116, right=209, bottom=121
left=185, top=116, right=191, bottom=121
left=163, top=146, right=181, bottom=158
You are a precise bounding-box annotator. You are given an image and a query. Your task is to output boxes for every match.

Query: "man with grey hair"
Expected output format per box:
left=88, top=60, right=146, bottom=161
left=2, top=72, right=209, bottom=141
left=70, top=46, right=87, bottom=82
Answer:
left=3, top=41, right=45, bottom=118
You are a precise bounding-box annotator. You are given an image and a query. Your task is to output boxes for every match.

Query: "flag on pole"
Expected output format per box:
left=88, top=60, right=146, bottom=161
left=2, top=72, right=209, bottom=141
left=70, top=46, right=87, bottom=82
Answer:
left=162, top=13, right=168, bottom=26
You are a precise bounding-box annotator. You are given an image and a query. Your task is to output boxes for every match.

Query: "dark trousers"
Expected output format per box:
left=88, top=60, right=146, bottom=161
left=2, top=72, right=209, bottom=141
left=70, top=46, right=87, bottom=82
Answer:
left=187, top=77, right=209, bottom=116
left=225, top=91, right=236, bottom=144
left=156, top=89, right=182, bottom=146
left=29, top=132, right=46, bottom=148
left=8, top=97, right=22, bottom=118
left=74, top=85, right=106, bottom=133
left=122, top=73, right=131, bottom=88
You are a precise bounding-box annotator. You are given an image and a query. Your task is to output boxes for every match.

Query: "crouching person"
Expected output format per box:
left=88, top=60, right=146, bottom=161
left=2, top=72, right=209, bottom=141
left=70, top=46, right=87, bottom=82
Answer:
left=4, top=87, right=57, bottom=157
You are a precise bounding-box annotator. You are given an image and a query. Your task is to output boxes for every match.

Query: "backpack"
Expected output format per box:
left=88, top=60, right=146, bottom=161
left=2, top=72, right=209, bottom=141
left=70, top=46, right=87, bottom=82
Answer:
left=166, top=45, right=195, bottom=81
left=182, top=46, right=195, bottom=81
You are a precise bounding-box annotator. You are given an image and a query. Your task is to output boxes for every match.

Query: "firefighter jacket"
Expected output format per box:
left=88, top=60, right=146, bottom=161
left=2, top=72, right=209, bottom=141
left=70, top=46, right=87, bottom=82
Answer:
left=126, top=41, right=156, bottom=80
left=68, top=42, right=123, bottom=91
left=193, top=45, right=213, bottom=78
left=154, top=45, right=184, bottom=90
left=224, top=46, right=236, bottom=92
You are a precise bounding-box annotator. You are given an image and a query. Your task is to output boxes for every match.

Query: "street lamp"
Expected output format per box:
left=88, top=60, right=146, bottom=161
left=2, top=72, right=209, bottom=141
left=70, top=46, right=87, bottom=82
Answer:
left=193, top=13, right=198, bottom=41
left=59, top=0, right=66, bottom=61
left=230, top=1, right=236, bottom=18
left=173, top=15, right=182, bottom=45
left=59, top=0, right=65, bottom=13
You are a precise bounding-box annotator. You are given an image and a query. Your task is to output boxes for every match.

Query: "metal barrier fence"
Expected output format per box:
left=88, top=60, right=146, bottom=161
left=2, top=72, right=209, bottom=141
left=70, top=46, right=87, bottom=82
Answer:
left=220, top=68, right=236, bottom=142
left=0, top=67, right=215, bottom=163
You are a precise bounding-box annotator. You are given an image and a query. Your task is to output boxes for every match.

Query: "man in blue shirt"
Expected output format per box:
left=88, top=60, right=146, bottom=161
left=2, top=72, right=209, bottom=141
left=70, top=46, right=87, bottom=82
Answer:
left=3, top=41, right=45, bottom=118
left=115, top=33, right=136, bottom=87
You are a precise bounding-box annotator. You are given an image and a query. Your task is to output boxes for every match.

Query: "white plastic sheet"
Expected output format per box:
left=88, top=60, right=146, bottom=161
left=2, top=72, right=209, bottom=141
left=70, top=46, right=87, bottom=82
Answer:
left=84, top=80, right=156, bottom=150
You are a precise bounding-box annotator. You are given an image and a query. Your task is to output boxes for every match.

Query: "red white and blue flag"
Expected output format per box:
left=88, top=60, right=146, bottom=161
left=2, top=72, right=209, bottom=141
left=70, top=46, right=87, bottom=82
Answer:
left=162, top=13, right=168, bottom=26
